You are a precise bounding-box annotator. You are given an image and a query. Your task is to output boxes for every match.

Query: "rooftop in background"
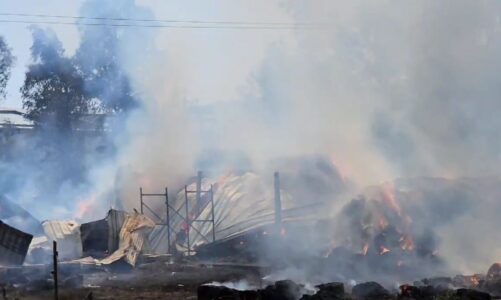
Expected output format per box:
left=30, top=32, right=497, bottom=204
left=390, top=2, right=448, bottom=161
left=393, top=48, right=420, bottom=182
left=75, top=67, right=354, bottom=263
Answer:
left=0, top=108, right=32, bottom=126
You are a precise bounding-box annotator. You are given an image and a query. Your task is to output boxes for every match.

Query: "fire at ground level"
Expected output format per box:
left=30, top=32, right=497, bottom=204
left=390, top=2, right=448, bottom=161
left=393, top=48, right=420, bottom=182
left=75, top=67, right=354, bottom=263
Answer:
left=3, top=172, right=501, bottom=299
left=4, top=257, right=501, bottom=300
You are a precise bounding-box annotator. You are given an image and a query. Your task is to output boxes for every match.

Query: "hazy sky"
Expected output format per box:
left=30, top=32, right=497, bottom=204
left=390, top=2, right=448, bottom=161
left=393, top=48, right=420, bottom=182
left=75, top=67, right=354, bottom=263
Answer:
left=0, top=0, right=292, bottom=109
left=0, top=1, right=81, bottom=108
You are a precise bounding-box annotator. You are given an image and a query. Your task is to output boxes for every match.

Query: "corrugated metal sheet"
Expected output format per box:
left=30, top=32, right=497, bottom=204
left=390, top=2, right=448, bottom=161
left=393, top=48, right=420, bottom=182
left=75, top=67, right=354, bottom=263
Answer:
left=168, top=173, right=305, bottom=250
left=81, top=219, right=108, bottom=256
left=106, top=209, right=127, bottom=253
left=79, top=209, right=128, bottom=257
left=99, top=212, right=155, bottom=266
left=149, top=225, right=169, bottom=254
left=0, top=220, right=33, bottom=266
left=42, top=220, right=82, bottom=260
left=146, top=172, right=327, bottom=255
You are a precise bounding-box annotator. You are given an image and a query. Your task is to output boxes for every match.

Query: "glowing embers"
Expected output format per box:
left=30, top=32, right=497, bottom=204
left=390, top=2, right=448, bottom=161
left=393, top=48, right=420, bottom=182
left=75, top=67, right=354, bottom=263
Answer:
left=379, top=246, right=391, bottom=255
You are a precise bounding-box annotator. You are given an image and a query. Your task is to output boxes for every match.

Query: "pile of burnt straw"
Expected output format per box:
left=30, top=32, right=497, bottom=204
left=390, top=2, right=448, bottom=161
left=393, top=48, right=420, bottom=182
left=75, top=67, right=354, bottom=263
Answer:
left=198, top=263, right=501, bottom=300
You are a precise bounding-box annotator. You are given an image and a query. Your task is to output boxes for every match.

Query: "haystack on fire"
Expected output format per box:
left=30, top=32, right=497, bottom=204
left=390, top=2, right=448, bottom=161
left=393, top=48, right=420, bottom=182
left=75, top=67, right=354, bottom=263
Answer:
left=2, top=0, right=501, bottom=299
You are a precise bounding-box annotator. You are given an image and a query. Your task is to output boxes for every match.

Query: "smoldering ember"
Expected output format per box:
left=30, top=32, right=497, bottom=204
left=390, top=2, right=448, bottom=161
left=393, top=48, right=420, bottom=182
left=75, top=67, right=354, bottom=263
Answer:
left=3, top=1, right=501, bottom=300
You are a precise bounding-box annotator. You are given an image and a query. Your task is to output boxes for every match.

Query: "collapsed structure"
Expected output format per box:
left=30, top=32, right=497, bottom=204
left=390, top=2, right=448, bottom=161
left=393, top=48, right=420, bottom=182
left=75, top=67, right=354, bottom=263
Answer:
left=2, top=169, right=497, bottom=295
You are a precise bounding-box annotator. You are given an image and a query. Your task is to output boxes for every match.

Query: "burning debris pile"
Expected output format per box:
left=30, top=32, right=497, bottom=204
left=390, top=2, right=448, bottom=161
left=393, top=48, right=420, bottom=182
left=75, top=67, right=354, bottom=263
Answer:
left=324, top=182, right=445, bottom=283
left=198, top=261, right=501, bottom=300
left=3, top=171, right=501, bottom=299
left=198, top=276, right=498, bottom=300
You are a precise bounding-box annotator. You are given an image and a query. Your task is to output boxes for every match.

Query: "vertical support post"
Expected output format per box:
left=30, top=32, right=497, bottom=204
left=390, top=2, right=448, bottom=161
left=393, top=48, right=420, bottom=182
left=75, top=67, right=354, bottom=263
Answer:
left=274, top=172, right=282, bottom=231
left=139, top=187, right=143, bottom=214
left=210, top=184, right=216, bottom=242
left=52, top=241, right=58, bottom=300
left=165, top=187, right=171, bottom=254
left=195, top=171, right=203, bottom=214
left=184, top=185, right=191, bottom=255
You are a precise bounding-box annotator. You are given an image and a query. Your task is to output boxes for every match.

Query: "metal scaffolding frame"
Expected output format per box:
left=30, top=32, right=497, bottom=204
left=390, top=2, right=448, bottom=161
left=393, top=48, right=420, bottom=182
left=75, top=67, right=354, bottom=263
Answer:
left=183, top=172, right=216, bottom=255
left=138, top=171, right=216, bottom=255
left=139, top=187, right=171, bottom=253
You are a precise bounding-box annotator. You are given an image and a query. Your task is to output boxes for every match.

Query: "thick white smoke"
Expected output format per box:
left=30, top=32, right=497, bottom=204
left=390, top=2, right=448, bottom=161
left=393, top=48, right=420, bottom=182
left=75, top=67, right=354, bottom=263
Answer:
left=4, top=0, right=501, bottom=276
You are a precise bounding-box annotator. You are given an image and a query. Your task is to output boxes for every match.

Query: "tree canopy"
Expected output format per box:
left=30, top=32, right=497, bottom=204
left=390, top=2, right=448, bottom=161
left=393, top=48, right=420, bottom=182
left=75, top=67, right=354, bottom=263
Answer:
left=0, top=36, right=14, bottom=99
left=21, top=26, right=138, bottom=130
left=21, top=28, right=98, bottom=131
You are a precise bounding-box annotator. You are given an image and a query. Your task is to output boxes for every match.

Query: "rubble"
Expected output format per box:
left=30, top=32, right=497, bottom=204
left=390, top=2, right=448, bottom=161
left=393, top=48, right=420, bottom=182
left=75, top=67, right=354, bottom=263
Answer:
left=456, top=288, right=491, bottom=300
left=351, top=282, right=392, bottom=300
left=198, top=280, right=303, bottom=300
left=301, top=282, right=345, bottom=300
left=487, top=263, right=501, bottom=280
left=3, top=174, right=501, bottom=300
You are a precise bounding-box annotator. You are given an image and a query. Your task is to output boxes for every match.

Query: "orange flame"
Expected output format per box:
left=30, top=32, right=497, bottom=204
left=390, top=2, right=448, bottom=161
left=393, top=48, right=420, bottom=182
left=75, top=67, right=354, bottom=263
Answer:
left=400, top=235, right=415, bottom=251
left=379, top=216, right=389, bottom=230
left=379, top=246, right=391, bottom=255
left=76, top=195, right=97, bottom=219
left=361, top=243, right=369, bottom=255
left=381, top=182, right=402, bottom=216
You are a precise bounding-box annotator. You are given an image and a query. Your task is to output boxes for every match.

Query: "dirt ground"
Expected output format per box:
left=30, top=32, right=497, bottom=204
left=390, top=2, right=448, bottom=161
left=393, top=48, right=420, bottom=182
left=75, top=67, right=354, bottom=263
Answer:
left=6, top=286, right=197, bottom=300
left=2, top=262, right=264, bottom=300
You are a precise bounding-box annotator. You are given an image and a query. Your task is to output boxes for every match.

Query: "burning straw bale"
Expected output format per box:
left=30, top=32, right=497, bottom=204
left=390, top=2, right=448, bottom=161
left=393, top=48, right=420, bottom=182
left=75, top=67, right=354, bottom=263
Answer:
left=300, top=282, right=345, bottom=300
left=198, top=280, right=304, bottom=300
left=352, top=282, right=392, bottom=300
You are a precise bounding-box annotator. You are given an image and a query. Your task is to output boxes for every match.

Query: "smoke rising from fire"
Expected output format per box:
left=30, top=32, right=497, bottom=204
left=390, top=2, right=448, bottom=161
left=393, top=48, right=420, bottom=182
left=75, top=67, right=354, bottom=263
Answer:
left=112, top=0, right=501, bottom=275
left=3, top=0, right=501, bottom=277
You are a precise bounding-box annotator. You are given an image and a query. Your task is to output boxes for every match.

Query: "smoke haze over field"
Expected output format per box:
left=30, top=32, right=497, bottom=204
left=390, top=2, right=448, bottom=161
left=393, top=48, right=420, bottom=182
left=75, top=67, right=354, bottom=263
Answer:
left=3, top=0, right=501, bottom=276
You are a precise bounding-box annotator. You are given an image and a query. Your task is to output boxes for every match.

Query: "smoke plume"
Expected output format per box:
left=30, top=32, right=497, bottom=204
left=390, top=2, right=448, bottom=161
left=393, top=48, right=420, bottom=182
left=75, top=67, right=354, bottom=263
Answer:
left=3, top=0, right=501, bottom=278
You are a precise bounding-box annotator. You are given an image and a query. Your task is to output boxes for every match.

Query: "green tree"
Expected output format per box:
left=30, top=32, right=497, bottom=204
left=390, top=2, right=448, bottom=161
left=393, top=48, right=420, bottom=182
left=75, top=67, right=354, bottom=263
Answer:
left=75, top=26, right=137, bottom=113
left=0, top=36, right=14, bottom=99
left=20, top=28, right=98, bottom=131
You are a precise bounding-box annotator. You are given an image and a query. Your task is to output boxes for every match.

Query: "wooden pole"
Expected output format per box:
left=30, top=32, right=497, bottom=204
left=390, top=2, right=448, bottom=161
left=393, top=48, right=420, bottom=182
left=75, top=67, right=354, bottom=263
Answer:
left=52, top=241, right=58, bottom=300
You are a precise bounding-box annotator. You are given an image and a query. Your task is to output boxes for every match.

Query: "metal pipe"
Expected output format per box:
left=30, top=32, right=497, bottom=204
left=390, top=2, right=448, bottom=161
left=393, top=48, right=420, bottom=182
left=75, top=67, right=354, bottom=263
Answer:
left=274, top=172, right=282, bottom=229
left=196, top=171, right=202, bottom=215
left=139, top=187, right=143, bottom=214
left=165, top=187, right=171, bottom=254
left=210, top=184, right=216, bottom=242
left=184, top=185, right=190, bottom=255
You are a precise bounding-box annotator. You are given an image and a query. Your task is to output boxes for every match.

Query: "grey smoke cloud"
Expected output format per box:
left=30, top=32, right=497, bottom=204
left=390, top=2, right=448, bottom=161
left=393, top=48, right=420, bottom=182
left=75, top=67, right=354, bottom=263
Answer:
left=81, top=0, right=501, bottom=274
left=3, top=0, right=501, bottom=276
